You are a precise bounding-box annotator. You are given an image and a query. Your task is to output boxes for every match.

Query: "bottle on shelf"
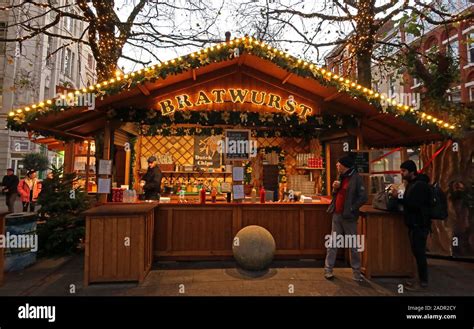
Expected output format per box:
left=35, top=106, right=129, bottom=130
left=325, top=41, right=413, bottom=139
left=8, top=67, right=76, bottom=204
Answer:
left=200, top=185, right=206, bottom=204
left=251, top=188, right=257, bottom=203
left=211, top=187, right=217, bottom=203
left=260, top=186, right=266, bottom=204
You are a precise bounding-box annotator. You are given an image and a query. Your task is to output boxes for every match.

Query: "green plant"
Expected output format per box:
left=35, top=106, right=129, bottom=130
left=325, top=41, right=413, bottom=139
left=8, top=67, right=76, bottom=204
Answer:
left=22, top=152, right=49, bottom=172
left=36, top=165, right=91, bottom=257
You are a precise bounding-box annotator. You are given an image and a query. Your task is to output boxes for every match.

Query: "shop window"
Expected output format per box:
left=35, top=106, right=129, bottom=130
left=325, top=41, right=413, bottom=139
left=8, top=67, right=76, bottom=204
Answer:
left=467, top=33, right=474, bottom=63
left=448, top=86, right=462, bottom=103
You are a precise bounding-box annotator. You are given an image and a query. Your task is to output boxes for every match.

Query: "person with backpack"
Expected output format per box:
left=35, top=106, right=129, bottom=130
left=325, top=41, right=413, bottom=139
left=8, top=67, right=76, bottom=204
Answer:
left=391, top=160, right=432, bottom=290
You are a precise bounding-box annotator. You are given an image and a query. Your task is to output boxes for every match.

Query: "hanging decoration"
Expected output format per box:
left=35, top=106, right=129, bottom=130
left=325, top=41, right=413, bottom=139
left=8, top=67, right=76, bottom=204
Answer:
left=6, top=36, right=461, bottom=136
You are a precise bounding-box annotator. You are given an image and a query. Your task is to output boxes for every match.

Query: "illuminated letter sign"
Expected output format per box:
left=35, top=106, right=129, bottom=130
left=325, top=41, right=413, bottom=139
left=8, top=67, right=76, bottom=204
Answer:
left=157, top=88, right=313, bottom=117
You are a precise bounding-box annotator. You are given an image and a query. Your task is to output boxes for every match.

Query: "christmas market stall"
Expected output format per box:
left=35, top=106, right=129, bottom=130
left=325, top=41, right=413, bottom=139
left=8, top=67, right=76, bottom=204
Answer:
left=7, top=36, right=461, bottom=284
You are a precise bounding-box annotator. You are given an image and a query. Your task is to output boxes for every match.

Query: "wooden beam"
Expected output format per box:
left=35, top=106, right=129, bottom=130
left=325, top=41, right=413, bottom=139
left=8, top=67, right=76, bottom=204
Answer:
left=98, top=121, right=112, bottom=203
left=369, top=133, right=443, bottom=147
left=362, top=121, right=400, bottom=139
left=137, top=84, right=150, bottom=96
left=324, top=92, right=342, bottom=102
left=282, top=72, right=292, bottom=84
left=238, top=53, right=246, bottom=66
left=192, top=69, right=197, bottom=81
left=56, top=111, right=104, bottom=131
left=241, top=67, right=323, bottom=105
left=367, top=113, right=388, bottom=121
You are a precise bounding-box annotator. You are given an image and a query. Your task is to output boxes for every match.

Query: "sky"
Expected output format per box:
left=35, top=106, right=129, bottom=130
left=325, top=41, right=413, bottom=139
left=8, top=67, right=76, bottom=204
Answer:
left=113, top=0, right=458, bottom=73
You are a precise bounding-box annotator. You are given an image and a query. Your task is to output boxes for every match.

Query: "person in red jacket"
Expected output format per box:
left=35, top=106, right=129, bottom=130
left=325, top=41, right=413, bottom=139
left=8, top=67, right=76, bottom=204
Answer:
left=18, top=169, right=41, bottom=212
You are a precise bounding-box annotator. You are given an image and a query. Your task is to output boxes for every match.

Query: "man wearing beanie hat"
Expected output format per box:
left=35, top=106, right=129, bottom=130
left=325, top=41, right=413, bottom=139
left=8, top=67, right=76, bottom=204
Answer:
left=141, top=156, right=162, bottom=200
left=325, top=154, right=368, bottom=281
left=392, top=160, right=432, bottom=290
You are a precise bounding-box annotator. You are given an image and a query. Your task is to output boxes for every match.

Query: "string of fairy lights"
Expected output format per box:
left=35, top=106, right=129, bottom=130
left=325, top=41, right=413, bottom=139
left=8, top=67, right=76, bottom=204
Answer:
left=7, top=35, right=459, bottom=133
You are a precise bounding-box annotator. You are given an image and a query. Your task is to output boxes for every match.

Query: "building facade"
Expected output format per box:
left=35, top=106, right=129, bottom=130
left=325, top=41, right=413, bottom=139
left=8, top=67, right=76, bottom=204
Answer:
left=0, top=0, right=96, bottom=177
left=325, top=0, right=474, bottom=107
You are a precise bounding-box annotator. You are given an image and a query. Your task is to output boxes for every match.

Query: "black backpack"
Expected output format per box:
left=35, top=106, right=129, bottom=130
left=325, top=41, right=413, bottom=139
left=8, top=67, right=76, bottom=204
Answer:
left=430, top=182, right=448, bottom=220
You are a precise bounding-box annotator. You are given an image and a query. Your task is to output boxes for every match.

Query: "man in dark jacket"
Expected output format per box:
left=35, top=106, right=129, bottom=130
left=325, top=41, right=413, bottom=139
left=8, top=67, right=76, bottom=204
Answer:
left=141, top=156, right=162, bottom=200
left=392, top=160, right=431, bottom=290
left=1, top=168, right=19, bottom=212
left=325, top=155, right=368, bottom=281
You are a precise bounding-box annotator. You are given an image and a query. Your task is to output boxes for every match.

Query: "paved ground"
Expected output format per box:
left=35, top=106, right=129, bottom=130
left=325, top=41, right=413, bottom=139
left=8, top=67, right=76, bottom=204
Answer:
left=1, top=196, right=473, bottom=296
left=1, top=255, right=473, bottom=296
left=0, top=195, right=28, bottom=214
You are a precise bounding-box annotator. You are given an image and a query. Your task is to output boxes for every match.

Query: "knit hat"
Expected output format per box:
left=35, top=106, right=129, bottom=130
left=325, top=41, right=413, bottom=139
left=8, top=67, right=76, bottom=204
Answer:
left=400, top=160, right=417, bottom=173
left=147, top=156, right=157, bottom=163
left=337, top=155, right=355, bottom=169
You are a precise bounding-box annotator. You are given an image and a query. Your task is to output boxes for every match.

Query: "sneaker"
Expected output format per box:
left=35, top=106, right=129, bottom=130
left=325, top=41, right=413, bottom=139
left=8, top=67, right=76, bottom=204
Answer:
left=405, top=282, right=428, bottom=291
left=324, top=272, right=335, bottom=280
left=404, top=280, right=416, bottom=287
left=352, top=273, right=364, bottom=282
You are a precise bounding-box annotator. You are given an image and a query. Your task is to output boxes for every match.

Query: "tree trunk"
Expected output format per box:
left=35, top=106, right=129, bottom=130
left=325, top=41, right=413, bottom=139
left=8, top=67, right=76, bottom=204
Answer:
left=421, top=132, right=474, bottom=258
left=356, top=53, right=373, bottom=88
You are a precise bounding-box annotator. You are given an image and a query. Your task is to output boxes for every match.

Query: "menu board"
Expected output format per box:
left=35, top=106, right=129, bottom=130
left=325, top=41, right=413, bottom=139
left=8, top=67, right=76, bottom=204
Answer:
left=353, top=151, right=370, bottom=175
left=224, top=129, right=251, bottom=161
left=194, top=135, right=221, bottom=168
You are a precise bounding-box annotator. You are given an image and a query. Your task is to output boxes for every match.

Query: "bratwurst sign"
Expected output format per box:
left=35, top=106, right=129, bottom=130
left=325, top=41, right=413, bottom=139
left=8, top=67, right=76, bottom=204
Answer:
left=157, top=88, right=313, bottom=117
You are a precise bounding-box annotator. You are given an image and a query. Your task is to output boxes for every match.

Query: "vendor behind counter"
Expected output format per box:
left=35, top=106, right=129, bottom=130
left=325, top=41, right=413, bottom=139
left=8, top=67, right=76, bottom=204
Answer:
left=141, top=156, right=163, bottom=200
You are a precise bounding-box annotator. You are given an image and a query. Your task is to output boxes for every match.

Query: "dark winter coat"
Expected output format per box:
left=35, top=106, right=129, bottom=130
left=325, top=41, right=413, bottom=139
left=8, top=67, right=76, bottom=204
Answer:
left=401, top=173, right=432, bottom=229
left=327, top=167, right=368, bottom=220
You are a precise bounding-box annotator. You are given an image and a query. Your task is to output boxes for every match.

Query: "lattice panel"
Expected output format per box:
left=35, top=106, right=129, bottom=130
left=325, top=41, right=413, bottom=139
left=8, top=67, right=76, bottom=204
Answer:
left=256, top=137, right=310, bottom=175
left=139, top=136, right=194, bottom=165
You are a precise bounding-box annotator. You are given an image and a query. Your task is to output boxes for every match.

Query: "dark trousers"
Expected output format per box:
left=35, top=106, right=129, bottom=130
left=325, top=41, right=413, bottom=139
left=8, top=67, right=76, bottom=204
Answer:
left=408, top=227, right=429, bottom=283
left=22, top=201, right=36, bottom=212
left=5, top=192, right=16, bottom=212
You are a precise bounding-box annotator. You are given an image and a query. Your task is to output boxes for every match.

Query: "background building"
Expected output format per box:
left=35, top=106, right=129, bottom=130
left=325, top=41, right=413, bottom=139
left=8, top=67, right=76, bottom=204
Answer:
left=325, top=0, right=474, bottom=105
left=0, top=0, right=96, bottom=177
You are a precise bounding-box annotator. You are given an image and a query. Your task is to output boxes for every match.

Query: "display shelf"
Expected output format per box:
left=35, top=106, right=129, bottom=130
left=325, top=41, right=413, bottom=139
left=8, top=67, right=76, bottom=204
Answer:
left=295, top=167, right=325, bottom=170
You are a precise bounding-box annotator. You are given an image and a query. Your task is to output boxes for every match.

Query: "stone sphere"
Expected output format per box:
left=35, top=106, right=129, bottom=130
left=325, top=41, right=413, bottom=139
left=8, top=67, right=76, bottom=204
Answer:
left=232, top=225, right=276, bottom=271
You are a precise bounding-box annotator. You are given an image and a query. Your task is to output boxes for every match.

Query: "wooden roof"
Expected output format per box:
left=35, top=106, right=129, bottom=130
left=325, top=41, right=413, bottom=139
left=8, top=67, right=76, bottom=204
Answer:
left=13, top=37, right=454, bottom=147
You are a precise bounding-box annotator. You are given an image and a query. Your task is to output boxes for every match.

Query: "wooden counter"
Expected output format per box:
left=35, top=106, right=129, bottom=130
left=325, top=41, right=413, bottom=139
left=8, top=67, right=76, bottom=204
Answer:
left=358, top=205, right=416, bottom=278
left=154, top=201, right=338, bottom=260
left=83, top=203, right=156, bottom=286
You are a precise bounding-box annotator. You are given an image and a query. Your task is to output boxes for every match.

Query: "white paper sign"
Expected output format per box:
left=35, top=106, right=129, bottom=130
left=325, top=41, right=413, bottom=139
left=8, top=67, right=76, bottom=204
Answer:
left=98, top=178, right=111, bottom=194
left=221, top=182, right=232, bottom=193
left=232, top=184, right=245, bottom=200
left=232, top=166, right=244, bottom=181
left=99, top=159, right=112, bottom=175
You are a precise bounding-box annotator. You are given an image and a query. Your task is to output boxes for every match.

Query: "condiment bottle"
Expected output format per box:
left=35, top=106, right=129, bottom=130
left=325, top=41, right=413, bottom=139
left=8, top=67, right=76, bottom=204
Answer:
left=260, top=186, right=266, bottom=203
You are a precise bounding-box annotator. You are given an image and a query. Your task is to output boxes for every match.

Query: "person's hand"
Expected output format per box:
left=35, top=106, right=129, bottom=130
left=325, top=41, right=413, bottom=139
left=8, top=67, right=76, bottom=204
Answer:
left=139, top=180, right=145, bottom=187
left=391, top=187, right=398, bottom=198
left=332, top=180, right=341, bottom=189
left=3, top=188, right=8, bottom=192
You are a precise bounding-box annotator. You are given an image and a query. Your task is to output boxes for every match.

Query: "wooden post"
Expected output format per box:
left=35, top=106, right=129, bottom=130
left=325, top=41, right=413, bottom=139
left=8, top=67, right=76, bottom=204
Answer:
left=63, top=141, right=75, bottom=174
left=98, top=121, right=112, bottom=203
left=124, top=146, right=131, bottom=187
left=325, top=143, right=331, bottom=197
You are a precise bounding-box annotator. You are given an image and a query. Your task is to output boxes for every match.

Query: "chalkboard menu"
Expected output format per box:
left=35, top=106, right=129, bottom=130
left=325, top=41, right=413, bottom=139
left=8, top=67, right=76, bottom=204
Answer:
left=353, top=151, right=370, bottom=175
left=224, top=129, right=251, bottom=160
